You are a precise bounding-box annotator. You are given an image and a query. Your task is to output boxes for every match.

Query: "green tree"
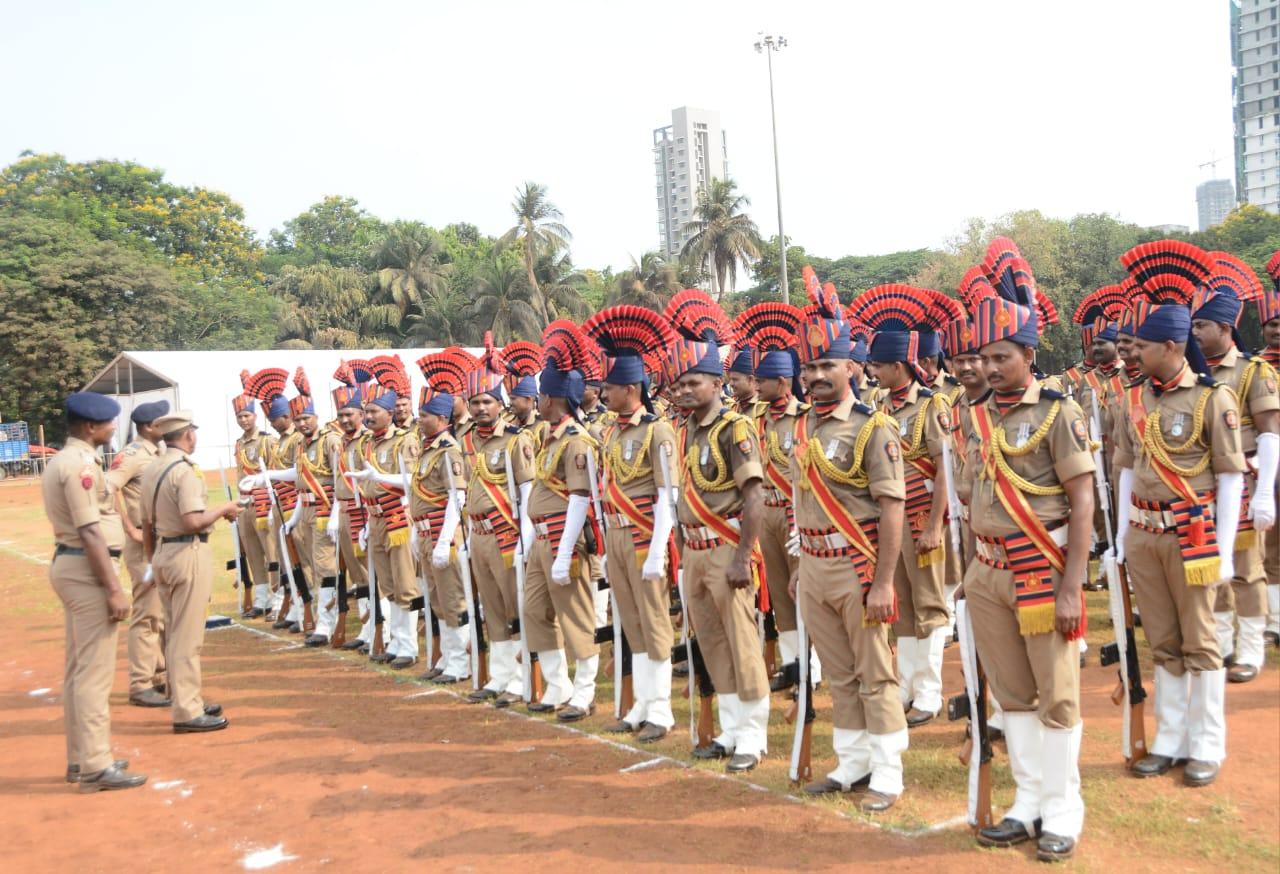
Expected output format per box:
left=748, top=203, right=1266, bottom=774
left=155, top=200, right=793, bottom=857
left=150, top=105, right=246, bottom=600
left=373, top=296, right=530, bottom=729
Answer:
left=680, top=177, right=762, bottom=300
left=534, top=250, right=590, bottom=322
left=498, top=182, right=571, bottom=326
left=266, top=195, right=383, bottom=270
left=611, top=250, right=683, bottom=309
left=367, top=221, right=451, bottom=338
left=461, top=254, right=543, bottom=344
left=271, top=263, right=380, bottom=349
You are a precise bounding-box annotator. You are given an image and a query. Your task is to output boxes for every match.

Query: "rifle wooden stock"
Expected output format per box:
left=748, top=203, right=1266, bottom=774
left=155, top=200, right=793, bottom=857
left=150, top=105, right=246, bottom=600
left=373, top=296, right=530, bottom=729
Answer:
left=1117, top=563, right=1147, bottom=768
left=974, top=661, right=994, bottom=830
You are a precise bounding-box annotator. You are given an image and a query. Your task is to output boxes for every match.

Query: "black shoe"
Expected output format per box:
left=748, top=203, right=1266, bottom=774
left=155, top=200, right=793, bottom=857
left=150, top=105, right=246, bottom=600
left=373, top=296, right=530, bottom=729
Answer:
left=389, top=656, right=417, bottom=670
left=527, top=701, right=564, bottom=714
left=905, top=707, right=936, bottom=727
left=977, top=817, right=1040, bottom=848
left=304, top=634, right=329, bottom=648
left=770, top=671, right=796, bottom=693
left=203, top=702, right=222, bottom=717
left=693, top=742, right=729, bottom=760
left=67, top=759, right=128, bottom=783
left=1227, top=664, right=1257, bottom=684
left=987, top=726, right=1005, bottom=745
left=431, top=674, right=463, bottom=685
left=802, top=777, right=846, bottom=796
left=1036, top=832, right=1075, bottom=862
left=1223, top=652, right=1237, bottom=669
left=557, top=704, right=595, bottom=722
left=288, top=622, right=303, bottom=634
left=672, top=662, right=689, bottom=678
left=726, top=752, right=759, bottom=772
left=1184, top=759, right=1220, bottom=787
left=1265, top=630, right=1279, bottom=649
left=128, top=688, right=171, bottom=708
left=419, top=667, right=444, bottom=681
left=272, top=617, right=291, bottom=629
left=339, top=639, right=367, bottom=651
left=493, top=692, right=521, bottom=709
left=369, top=652, right=395, bottom=664
left=78, top=764, right=146, bottom=793
left=173, top=714, right=229, bottom=733
left=637, top=723, right=668, bottom=743
left=1132, top=753, right=1185, bottom=778
left=467, top=688, right=499, bottom=704
left=248, top=607, right=266, bottom=618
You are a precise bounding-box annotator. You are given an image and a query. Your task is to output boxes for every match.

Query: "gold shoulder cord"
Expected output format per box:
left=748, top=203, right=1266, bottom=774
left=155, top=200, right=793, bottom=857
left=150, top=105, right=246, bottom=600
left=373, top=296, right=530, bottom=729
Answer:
left=982, top=401, right=1065, bottom=496
left=535, top=428, right=599, bottom=485
left=901, top=396, right=934, bottom=462
left=796, top=412, right=895, bottom=491
left=473, top=435, right=509, bottom=485
left=1232, top=359, right=1265, bottom=430
left=1142, top=386, right=1214, bottom=477
left=685, top=417, right=735, bottom=492
left=607, top=422, right=654, bottom=484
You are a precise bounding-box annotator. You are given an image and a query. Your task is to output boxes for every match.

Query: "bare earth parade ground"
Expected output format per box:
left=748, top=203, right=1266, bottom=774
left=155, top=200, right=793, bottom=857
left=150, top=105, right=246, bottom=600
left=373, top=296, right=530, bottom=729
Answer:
left=2, top=474, right=1277, bottom=872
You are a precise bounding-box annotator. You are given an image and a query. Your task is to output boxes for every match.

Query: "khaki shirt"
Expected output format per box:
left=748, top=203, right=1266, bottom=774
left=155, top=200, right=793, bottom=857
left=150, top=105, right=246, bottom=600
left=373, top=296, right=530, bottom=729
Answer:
left=761, top=395, right=807, bottom=497
left=529, top=418, right=596, bottom=518
left=602, top=408, right=679, bottom=501
left=677, top=406, right=763, bottom=526
left=959, top=381, right=1095, bottom=539
left=881, top=382, right=948, bottom=467
left=464, top=421, right=535, bottom=516
left=789, top=392, right=904, bottom=530
left=333, top=428, right=367, bottom=501
left=297, top=428, right=342, bottom=495
left=107, top=437, right=161, bottom=529
left=141, top=446, right=208, bottom=538
left=43, top=436, right=124, bottom=551
left=410, top=430, right=467, bottom=517
left=356, top=427, right=413, bottom=501
left=271, top=426, right=303, bottom=468
left=953, top=392, right=983, bottom=504
left=1212, top=346, right=1280, bottom=456
left=235, top=430, right=275, bottom=476
left=1111, top=365, right=1247, bottom=502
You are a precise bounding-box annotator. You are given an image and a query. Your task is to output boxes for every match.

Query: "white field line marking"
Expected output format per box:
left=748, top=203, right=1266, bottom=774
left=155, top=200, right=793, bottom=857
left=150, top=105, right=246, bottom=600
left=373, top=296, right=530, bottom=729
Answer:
left=0, top=543, right=50, bottom=565
left=619, top=756, right=667, bottom=774
left=224, top=621, right=963, bottom=838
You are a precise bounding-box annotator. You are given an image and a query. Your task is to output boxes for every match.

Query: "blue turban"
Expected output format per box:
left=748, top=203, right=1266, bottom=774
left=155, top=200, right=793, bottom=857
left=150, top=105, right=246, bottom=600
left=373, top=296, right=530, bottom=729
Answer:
left=267, top=396, right=291, bottom=420
left=511, top=375, right=539, bottom=398
left=605, top=355, right=647, bottom=386
left=869, top=330, right=914, bottom=364
left=918, top=331, right=942, bottom=361
left=66, top=392, right=120, bottom=422
left=539, top=364, right=585, bottom=409
left=1192, top=290, right=1243, bottom=328
left=421, top=391, right=454, bottom=419
left=1096, top=322, right=1119, bottom=343
left=755, top=349, right=796, bottom=378
left=850, top=333, right=869, bottom=363
left=729, top=348, right=755, bottom=375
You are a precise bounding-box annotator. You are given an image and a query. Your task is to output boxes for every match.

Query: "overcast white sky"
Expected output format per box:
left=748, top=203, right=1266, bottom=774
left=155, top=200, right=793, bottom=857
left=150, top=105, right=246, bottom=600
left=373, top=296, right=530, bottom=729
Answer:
left=0, top=0, right=1235, bottom=270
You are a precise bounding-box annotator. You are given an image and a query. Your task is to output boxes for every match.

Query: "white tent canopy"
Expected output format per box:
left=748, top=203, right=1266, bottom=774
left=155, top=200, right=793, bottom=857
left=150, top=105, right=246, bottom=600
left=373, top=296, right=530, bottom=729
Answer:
left=84, top=349, right=477, bottom=468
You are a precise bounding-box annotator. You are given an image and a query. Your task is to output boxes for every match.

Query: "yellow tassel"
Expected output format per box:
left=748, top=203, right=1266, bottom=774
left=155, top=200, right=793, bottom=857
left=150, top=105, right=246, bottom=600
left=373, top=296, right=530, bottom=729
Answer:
left=1235, top=530, right=1256, bottom=552
left=917, top=545, right=945, bottom=568
left=1183, top=557, right=1221, bottom=587
left=353, top=546, right=365, bottom=558
left=256, top=519, right=268, bottom=531
left=387, top=527, right=411, bottom=549
left=634, top=547, right=649, bottom=570
left=1017, top=602, right=1058, bottom=636
left=315, top=517, right=328, bottom=531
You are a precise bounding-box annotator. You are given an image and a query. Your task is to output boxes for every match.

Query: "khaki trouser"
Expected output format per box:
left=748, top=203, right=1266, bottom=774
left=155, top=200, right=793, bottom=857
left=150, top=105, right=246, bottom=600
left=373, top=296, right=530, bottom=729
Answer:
left=523, top=538, right=597, bottom=661
left=1127, top=526, right=1221, bottom=675
left=295, top=505, right=338, bottom=594
left=605, top=527, right=674, bottom=661
left=123, top=537, right=166, bottom=694
left=469, top=530, right=518, bottom=642
left=1212, top=538, right=1267, bottom=617
left=51, top=555, right=120, bottom=773
left=964, top=561, right=1080, bottom=729
left=336, top=504, right=367, bottom=591
left=892, top=535, right=949, bottom=639
left=760, top=504, right=798, bottom=633
left=268, top=514, right=286, bottom=593
left=237, top=504, right=275, bottom=589
left=798, top=553, right=904, bottom=734
left=154, top=540, right=213, bottom=723
left=682, top=543, right=770, bottom=701
left=368, top=517, right=416, bottom=607
left=420, top=534, right=467, bottom=628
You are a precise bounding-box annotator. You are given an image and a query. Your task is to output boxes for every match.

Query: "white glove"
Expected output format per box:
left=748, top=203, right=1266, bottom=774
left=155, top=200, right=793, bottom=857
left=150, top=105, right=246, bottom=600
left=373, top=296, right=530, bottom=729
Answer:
left=431, top=540, right=451, bottom=569
left=358, top=525, right=369, bottom=552
left=345, top=467, right=373, bottom=483
left=518, top=481, right=535, bottom=552
left=1217, top=553, right=1235, bottom=587
left=642, top=547, right=666, bottom=581
left=1249, top=432, right=1278, bottom=531
left=1216, top=470, right=1244, bottom=584
left=409, top=524, right=420, bottom=552
left=642, top=486, right=676, bottom=581
left=325, top=512, right=341, bottom=541
left=432, top=493, right=463, bottom=568
left=283, top=509, right=300, bottom=535
left=786, top=528, right=801, bottom=557
left=239, top=474, right=265, bottom=492
left=142, top=563, right=153, bottom=584
left=552, top=494, right=590, bottom=586
left=1115, top=467, right=1134, bottom=565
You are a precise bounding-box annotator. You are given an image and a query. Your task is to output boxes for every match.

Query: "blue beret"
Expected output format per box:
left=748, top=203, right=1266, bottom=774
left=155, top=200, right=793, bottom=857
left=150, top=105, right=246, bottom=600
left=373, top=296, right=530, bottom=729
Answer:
left=66, top=391, right=120, bottom=421
left=131, top=399, right=170, bottom=424
left=511, top=375, right=539, bottom=398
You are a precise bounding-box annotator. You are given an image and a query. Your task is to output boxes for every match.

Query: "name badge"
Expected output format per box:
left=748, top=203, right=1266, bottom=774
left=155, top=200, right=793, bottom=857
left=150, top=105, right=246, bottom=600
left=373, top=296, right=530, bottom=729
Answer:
left=379, top=450, right=389, bottom=465
left=1015, top=422, right=1031, bottom=448
left=825, top=438, right=840, bottom=460
left=782, top=434, right=793, bottom=451
left=700, top=444, right=710, bottom=466
left=899, top=418, right=909, bottom=436
left=1171, top=413, right=1186, bottom=438
left=491, top=451, right=502, bottom=466
left=624, top=440, right=636, bottom=461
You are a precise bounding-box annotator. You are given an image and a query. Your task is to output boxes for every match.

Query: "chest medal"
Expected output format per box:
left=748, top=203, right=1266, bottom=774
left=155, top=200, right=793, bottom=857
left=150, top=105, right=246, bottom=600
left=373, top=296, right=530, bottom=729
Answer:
left=1015, top=422, right=1031, bottom=448
left=700, top=444, right=710, bottom=466
left=1171, top=413, right=1186, bottom=438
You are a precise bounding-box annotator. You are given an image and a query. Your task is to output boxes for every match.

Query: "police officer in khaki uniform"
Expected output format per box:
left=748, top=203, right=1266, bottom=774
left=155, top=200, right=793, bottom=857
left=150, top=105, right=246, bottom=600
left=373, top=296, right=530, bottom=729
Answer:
left=788, top=294, right=910, bottom=812
left=231, top=388, right=277, bottom=618
left=1112, top=241, right=1247, bottom=788
left=665, top=289, right=770, bottom=772
left=1191, top=272, right=1279, bottom=683
left=958, top=291, right=1094, bottom=861
left=108, top=399, right=169, bottom=708
left=141, top=410, right=238, bottom=733
left=1255, top=260, right=1280, bottom=645
left=44, top=392, right=147, bottom=791
left=328, top=364, right=372, bottom=651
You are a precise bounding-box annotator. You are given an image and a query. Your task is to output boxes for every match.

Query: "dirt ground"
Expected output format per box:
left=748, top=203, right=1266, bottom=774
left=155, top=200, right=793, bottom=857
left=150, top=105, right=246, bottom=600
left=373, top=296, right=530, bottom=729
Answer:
left=2, top=474, right=1278, bottom=872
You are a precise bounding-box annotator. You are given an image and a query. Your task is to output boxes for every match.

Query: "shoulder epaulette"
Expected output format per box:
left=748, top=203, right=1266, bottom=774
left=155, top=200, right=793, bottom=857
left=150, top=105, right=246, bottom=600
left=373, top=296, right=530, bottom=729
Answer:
left=918, top=387, right=936, bottom=398
left=1040, top=388, right=1066, bottom=401
left=640, top=413, right=657, bottom=423
left=1200, top=375, right=1220, bottom=388
left=720, top=408, right=748, bottom=423
left=259, top=431, right=271, bottom=437
left=852, top=400, right=875, bottom=416
left=797, top=401, right=812, bottom=413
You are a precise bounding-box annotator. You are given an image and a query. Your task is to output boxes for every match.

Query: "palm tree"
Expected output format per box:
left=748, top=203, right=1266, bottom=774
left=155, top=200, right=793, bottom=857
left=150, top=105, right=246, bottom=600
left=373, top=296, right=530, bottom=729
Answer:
left=461, top=255, right=543, bottom=344
left=498, top=182, right=571, bottom=326
left=535, top=250, right=591, bottom=322
left=272, top=263, right=374, bottom=348
left=680, top=177, right=763, bottom=300
left=611, top=250, right=682, bottom=310
left=368, top=220, right=450, bottom=334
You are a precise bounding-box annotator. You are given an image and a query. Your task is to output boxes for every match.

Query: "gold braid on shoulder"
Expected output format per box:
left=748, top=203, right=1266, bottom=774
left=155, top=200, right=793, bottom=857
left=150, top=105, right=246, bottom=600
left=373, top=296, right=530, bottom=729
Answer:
left=797, top=412, right=895, bottom=491
left=685, top=417, right=735, bottom=493
left=1142, top=386, right=1213, bottom=477
left=981, top=401, right=1065, bottom=496
left=606, top=423, right=654, bottom=484
left=535, top=428, right=599, bottom=485
left=472, top=437, right=510, bottom=485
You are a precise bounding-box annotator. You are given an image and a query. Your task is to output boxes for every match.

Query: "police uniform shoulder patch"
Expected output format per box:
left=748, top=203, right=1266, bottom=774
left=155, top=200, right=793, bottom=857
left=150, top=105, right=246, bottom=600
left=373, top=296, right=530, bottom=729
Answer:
left=640, top=413, right=657, bottom=423
left=574, top=452, right=587, bottom=470
left=1224, top=409, right=1239, bottom=430
left=885, top=440, right=900, bottom=462
left=1071, top=418, right=1088, bottom=442
left=936, top=410, right=952, bottom=431
left=522, top=441, right=534, bottom=461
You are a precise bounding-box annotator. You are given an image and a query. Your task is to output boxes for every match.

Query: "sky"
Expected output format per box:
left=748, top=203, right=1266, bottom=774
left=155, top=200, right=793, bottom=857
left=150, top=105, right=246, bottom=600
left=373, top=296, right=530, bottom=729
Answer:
left=0, top=0, right=1236, bottom=271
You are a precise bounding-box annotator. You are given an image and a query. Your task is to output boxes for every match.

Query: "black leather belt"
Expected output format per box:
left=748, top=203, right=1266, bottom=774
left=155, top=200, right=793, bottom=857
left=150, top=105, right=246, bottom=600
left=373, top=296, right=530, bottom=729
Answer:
left=159, top=533, right=210, bottom=544
left=54, top=544, right=122, bottom=558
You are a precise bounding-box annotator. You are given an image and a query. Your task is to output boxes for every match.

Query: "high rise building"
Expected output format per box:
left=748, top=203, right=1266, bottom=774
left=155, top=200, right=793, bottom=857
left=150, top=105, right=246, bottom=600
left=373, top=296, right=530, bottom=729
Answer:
left=1197, top=178, right=1236, bottom=229
left=1233, top=0, right=1280, bottom=213
left=653, top=107, right=729, bottom=259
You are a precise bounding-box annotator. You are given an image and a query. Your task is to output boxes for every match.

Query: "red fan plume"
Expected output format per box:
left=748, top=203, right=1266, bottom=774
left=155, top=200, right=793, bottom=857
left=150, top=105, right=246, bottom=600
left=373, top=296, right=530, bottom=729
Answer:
left=957, top=267, right=996, bottom=311
left=583, top=304, right=677, bottom=356
left=369, top=355, right=410, bottom=397
left=847, top=284, right=951, bottom=333
left=924, top=287, right=966, bottom=323
left=1073, top=285, right=1129, bottom=326
left=663, top=289, right=735, bottom=345
left=801, top=265, right=842, bottom=320
left=1207, top=252, right=1264, bottom=302
left=1120, top=240, right=1213, bottom=299
left=752, top=325, right=795, bottom=353
left=478, top=332, right=505, bottom=374
left=1266, top=250, right=1280, bottom=286
left=442, top=346, right=480, bottom=369
left=333, top=360, right=355, bottom=387
left=1035, top=294, right=1059, bottom=333
left=243, top=367, right=289, bottom=401
left=733, top=302, right=803, bottom=341
left=416, top=351, right=469, bottom=395
left=293, top=367, right=311, bottom=398
left=542, top=320, right=600, bottom=374
left=981, top=236, right=1024, bottom=286
left=239, top=369, right=252, bottom=389
left=501, top=341, right=543, bottom=377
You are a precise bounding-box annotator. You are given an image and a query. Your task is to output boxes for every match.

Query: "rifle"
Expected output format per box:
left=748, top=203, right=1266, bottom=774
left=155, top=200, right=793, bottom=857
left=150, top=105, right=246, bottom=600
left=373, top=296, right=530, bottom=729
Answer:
left=263, top=462, right=314, bottom=633
left=1090, top=393, right=1148, bottom=768
left=940, top=439, right=964, bottom=560
left=447, top=450, right=486, bottom=690
left=219, top=464, right=252, bottom=616
left=762, top=608, right=779, bottom=679
left=399, top=452, right=433, bottom=667
left=585, top=448, right=632, bottom=719
left=505, top=444, right=540, bottom=702
left=787, top=579, right=814, bottom=785
left=950, top=599, right=993, bottom=830
left=659, top=442, right=700, bottom=745
left=329, top=447, right=347, bottom=647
